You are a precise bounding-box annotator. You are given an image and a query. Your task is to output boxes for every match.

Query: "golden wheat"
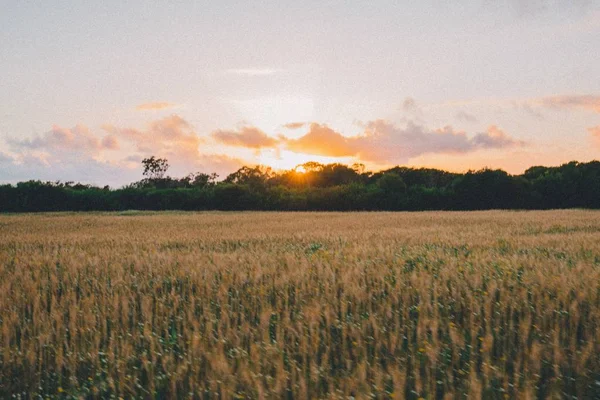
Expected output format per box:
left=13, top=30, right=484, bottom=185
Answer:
left=1, top=211, right=599, bottom=398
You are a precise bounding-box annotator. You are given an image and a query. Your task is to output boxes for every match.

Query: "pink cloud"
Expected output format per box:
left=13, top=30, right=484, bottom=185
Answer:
left=102, top=115, right=203, bottom=161
left=101, top=135, right=120, bottom=150
left=9, top=124, right=116, bottom=153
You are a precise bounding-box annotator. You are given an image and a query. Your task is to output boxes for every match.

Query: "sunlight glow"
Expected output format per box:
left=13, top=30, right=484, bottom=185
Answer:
left=256, top=149, right=354, bottom=171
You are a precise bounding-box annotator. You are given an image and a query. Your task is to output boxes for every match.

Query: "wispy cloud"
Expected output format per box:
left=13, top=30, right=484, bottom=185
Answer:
left=402, top=97, right=421, bottom=112
left=438, top=94, right=600, bottom=117
left=225, top=68, right=281, bottom=76
left=540, top=95, right=600, bottom=113
left=136, top=102, right=178, bottom=111
left=516, top=101, right=545, bottom=120
left=282, top=122, right=306, bottom=130
left=455, top=110, right=478, bottom=123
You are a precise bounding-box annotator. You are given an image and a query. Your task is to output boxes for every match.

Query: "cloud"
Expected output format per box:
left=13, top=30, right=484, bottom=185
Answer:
left=540, top=95, right=600, bottom=113
left=282, top=122, right=306, bottom=130
left=100, top=115, right=246, bottom=178
left=518, top=102, right=545, bottom=119
left=400, top=97, right=425, bottom=122
left=402, top=97, right=418, bottom=112
left=136, top=102, right=178, bottom=111
left=207, top=120, right=525, bottom=164
left=226, top=68, right=280, bottom=76
left=1, top=114, right=527, bottom=185
left=471, top=125, right=526, bottom=149
left=1, top=115, right=247, bottom=186
left=4, top=124, right=131, bottom=185
left=455, top=110, right=478, bottom=123
left=0, top=145, right=137, bottom=187
left=283, top=121, right=524, bottom=163
left=103, top=115, right=203, bottom=160
left=9, top=124, right=117, bottom=154
left=0, top=151, right=13, bottom=163
left=101, top=135, right=120, bottom=150
left=8, top=115, right=209, bottom=178
left=284, top=123, right=356, bottom=157
left=211, top=126, right=279, bottom=149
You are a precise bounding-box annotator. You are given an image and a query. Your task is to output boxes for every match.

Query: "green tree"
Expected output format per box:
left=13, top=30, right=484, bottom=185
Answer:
left=376, top=172, right=407, bottom=194
left=142, top=156, right=170, bottom=180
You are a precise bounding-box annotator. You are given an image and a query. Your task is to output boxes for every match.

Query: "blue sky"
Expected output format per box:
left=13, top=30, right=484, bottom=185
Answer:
left=1, top=1, right=599, bottom=186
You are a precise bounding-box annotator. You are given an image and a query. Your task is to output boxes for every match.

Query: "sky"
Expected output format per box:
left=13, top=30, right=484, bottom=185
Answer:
left=1, top=0, right=599, bottom=186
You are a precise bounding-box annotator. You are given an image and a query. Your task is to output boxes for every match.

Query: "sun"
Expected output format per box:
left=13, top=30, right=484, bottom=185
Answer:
left=256, top=149, right=354, bottom=171
left=294, top=165, right=307, bottom=173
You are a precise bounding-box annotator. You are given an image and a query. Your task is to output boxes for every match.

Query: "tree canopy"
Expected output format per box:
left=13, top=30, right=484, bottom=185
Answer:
left=1, top=159, right=600, bottom=212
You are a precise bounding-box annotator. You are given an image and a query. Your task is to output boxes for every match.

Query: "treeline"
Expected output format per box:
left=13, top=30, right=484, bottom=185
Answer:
left=1, top=160, right=600, bottom=212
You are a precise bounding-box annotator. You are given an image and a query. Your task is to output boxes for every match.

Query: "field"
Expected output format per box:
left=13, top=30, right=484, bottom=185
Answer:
left=1, top=211, right=599, bottom=399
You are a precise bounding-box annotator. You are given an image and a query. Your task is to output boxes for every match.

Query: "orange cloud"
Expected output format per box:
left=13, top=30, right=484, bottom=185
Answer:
left=284, top=123, right=355, bottom=157
left=4, top=114, right=529, bottom=184
left=541, top=95, right=600, bottom=113
left=282, top=121, right=524, bottom=163
left=282, top=122, right=306, bottom=129
left=104, top=117, right=525, bottom=167
left=212, top=127, right=279, bottom=149
left=136, top=102, right=177, bottom=111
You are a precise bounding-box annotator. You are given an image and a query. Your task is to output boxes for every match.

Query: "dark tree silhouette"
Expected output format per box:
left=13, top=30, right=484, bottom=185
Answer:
left=2, top=159, right=600, bottom=212
left=142, top=156, right=169, bottom=180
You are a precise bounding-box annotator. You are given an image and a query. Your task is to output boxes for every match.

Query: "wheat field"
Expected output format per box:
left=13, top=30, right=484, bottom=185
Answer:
left=1, top=211, right=599, bottom=399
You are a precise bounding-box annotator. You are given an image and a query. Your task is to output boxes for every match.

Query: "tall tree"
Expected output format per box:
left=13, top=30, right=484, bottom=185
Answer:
left=142, top=156, right=170, bottom=180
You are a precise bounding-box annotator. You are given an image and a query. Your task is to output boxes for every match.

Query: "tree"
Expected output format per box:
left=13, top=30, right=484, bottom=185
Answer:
left=142, top=156, right=169, bottom=180
left=187, top=172, right=219, bottom=188
left=225, top=166, right=272, bottom=188
left=376, top=172, right=407, bottom=210
left=376, top=172, right=407, bottom=194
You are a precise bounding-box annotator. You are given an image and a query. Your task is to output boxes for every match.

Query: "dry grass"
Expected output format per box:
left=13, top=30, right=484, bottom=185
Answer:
left=1, top=211, right=599, bottom=399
